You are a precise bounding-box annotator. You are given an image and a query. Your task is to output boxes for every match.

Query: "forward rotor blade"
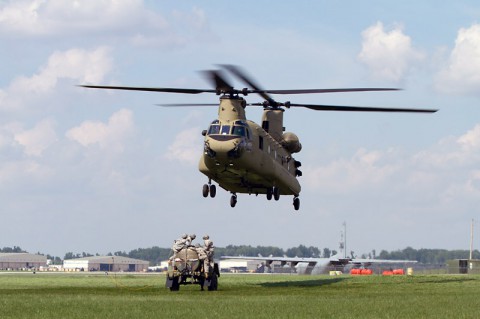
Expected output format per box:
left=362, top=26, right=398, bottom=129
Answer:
left=265, top=88, right=401, bottom=94
left=200, top=70, right=234, bottom=93
left=156, top=103, right=218, bottom=107
left=79, top=85, right=216, bottom=94
left=220, top=64, right=276, bottom=104
left=289, top=103, right=438, bottom=113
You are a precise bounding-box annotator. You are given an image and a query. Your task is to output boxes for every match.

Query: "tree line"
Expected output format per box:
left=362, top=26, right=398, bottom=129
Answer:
left=3, top=245, right=479, bottom=266
left=0, top=246, right=25, bottom=253
left=377, top=247, right=480, bottom=264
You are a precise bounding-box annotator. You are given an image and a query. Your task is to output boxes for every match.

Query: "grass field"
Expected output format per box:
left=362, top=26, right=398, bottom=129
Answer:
left=1, top=272, right=479, bottom=318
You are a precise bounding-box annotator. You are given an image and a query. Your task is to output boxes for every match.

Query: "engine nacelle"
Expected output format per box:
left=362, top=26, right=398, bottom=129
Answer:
left=281, top=132, right=302, bottom=153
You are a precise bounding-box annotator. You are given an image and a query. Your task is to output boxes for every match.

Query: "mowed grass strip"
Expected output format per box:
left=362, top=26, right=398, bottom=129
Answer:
left=1, top=273, right=479, bottom=319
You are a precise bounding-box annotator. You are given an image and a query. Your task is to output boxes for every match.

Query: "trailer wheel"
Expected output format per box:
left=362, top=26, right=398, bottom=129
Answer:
left=208, top=273, right=218, bottom=291
left=169, top=276, right=180, bottom=291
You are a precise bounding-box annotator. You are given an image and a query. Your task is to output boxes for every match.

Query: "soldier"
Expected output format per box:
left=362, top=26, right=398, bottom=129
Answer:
left=171, top=234, right=188, bottom=259
left=186, top=234, right=196, bottom=246
left=203, top=234, right=211, bottom=248
left=204, top=241, right=215, bottom=273
left=195, top=243, right=207, bottom=262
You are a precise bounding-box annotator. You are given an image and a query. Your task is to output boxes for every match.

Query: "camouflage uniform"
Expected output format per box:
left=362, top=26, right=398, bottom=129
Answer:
left=195, top=244, right=207, bottom=261
left=204, top=241, right=215, bottom=274
left=171, top=234, right=188, bottom=259
left=186, top=234, right=196, bottom=247
left=203, top=235, right=212, bottom=248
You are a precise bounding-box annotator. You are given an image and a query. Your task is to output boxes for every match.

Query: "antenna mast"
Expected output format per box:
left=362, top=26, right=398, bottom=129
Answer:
left=470, top=219, right=474, bottom=260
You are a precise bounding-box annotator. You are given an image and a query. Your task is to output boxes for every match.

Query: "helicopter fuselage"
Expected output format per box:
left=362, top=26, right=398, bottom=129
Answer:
left=198, top=96, right=301, bottom=197
left=80, top=64, right=437, bottom=211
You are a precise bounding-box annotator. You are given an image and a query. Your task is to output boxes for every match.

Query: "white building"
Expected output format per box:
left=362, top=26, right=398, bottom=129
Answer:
left=220, top=259, right=262, bottom=273
left=63, top=256, right=149, bottom=272
left=0, top=253, right=47, bottom=270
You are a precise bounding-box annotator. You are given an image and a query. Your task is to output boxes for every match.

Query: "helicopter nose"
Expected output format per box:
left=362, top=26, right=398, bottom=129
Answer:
left=205, top=138, right=243, bottom=159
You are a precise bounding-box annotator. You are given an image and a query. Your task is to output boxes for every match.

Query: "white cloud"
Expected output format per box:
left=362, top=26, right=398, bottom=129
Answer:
left=304, top=148, right=400, bottom=193
left=303, top=121, right=480, bottom=212
left=0, top=122, right=21, bottom=150
left=0, top=159, right=50, bottom=185
left=0, top=0, right=213, bottom=48
left=0, top=0, right=167, bottom=36
left=14, top=119, right=57, bottom=157
left=413, top=124, right=480, bottom=168
left=66, top=109, right=134, bottom=152
left=12, top=47, right=112, bottom=92
left=0, top=47, right=112, bottom=111
left=435, top=24, right=480, bottom=94
left=457, top=123, right=480, bottom=151
left=165, top=127, right=202, bottom=165
left=358, top=22, right=425, bottom=82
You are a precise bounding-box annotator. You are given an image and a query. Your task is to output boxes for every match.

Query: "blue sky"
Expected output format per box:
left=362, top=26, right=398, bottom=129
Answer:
left=1, top=0, right=480, bottom=257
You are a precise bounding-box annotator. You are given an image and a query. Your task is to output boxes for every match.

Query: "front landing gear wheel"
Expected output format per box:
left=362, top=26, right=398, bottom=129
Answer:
left=202, top=184, right=209, bottom=197
left=230, top=194, right=237, bottom=207
left=293, top=197, right=300, bottom=211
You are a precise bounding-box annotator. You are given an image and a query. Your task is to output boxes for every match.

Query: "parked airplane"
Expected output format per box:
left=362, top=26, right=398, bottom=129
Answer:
left=221, top=252, right=417, bottom=275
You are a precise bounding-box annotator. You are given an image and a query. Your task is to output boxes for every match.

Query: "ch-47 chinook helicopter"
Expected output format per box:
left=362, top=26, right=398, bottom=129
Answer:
left=81, top=65, right=437, bottom=211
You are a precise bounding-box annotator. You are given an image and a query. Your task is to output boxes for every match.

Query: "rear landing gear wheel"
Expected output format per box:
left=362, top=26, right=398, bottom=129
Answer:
left=230, top=194, right=237, bottom=208
left=266, top=188, right=273, bottom=201
left=293, top=197, right=300, bottom=211
left=209, top=184, right=216, bottom=198
left=202, top=184, right=209, bottom=197
left=273, top=187, right=280, bottom=201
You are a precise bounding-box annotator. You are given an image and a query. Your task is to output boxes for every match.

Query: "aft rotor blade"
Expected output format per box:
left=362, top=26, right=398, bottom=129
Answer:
left=79, top=85, right=216, bottom=94
left=289, top=103, right=438, bottom=113
left=265, top=88, right=401, bottom=94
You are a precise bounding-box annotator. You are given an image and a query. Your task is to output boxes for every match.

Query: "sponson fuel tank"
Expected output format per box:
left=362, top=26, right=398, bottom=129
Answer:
left=282, top=132, right=302, bottom=153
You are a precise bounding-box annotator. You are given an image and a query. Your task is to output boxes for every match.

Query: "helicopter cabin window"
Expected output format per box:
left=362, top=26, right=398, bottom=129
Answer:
left=232, top=125, right=246, bottom=137
left=221, top=125, right=231, bottom=135
left=207, top=124, right=220, bottom=135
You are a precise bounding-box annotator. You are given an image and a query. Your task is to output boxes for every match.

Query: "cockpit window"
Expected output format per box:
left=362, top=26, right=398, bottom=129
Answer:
left=208, top=122, right=250, bottom=138
left=221, top=125, right=231, bottom=135
left=232, top=125, right=246, bottom=137
left=207, top=124, right=220, bottom=135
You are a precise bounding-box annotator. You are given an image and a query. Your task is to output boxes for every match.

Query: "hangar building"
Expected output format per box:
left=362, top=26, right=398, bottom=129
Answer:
left=0, top=253, right=47, bottom=270
left=447, top=259, right=480, bottom=274
left=220, top=259, right=263, bottom=273
left=63, top=256, right=149, bottom=272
